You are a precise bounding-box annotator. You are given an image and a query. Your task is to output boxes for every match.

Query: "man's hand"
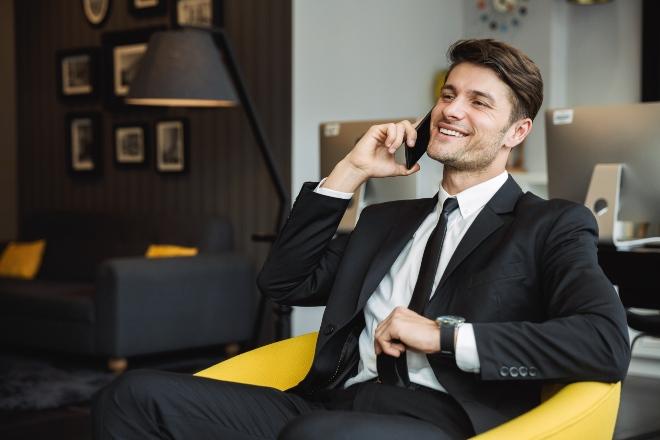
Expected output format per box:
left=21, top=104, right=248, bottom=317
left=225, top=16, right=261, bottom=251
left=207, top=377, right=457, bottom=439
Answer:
left=374, top=306, right=440, bottom=357
left=322, top=120, right=422, bottom=193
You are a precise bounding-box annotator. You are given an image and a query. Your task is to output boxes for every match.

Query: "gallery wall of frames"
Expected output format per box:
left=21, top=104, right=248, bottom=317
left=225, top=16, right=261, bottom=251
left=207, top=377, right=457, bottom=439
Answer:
left=15, top=0, right=292, bottom=265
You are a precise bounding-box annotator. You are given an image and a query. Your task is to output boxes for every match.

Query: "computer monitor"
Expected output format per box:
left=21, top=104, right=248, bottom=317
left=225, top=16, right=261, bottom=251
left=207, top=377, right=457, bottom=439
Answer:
left=545, top=102, right=660, bottom=244
left=320, top=118, right=440, bottom=232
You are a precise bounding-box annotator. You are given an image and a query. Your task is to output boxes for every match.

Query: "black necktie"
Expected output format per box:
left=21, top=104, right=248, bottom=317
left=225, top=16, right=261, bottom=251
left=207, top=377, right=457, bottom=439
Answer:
left=377, top=197, right=459, bottom=387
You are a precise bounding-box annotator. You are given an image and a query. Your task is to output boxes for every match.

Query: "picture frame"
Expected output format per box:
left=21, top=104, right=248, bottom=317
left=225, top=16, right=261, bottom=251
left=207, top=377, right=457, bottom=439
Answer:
left=82, top=0, right=111, bottom=28
left=56, top=48, right=100, bottom=100
left=114, top=123, right=148, bottom=167
left=101, top=27, right=165, bottom=108
left=155, top=119, right=189, bottom=173
left=171, top=0, right=223, bottom=28
left=128, top=0, right=167, bottom=17
left=65, top=112, right=102, bottom=175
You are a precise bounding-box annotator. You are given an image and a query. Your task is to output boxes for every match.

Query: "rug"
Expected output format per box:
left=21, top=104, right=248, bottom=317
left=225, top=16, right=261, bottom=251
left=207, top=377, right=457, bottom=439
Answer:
left=0, top=354, right=115, bottom=411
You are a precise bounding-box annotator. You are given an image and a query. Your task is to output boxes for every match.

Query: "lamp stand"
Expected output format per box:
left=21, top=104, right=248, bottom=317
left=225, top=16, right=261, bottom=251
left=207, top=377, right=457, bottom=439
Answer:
left=208, top=27, right=292, bottom=344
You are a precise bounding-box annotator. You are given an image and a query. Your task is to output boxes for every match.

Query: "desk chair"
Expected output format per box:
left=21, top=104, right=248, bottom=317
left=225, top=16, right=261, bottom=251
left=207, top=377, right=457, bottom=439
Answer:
left=196, top=332, right=621, bottom=439
left=627, top=309, right=660, bottom=350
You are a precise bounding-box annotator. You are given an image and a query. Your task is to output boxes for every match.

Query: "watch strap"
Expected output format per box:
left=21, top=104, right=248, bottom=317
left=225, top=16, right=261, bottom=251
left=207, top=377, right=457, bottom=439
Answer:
left=440, top=322, right=456, bottom=357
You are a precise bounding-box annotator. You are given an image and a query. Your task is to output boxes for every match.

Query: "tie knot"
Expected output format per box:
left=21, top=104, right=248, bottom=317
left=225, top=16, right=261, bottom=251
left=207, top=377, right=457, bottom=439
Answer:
left=442, top=197, right=459, bottom=215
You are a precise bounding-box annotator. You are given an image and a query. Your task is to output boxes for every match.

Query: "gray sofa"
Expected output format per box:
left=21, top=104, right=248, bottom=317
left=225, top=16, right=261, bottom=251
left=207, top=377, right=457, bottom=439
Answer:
left=0, top=212, right=255, bottom=363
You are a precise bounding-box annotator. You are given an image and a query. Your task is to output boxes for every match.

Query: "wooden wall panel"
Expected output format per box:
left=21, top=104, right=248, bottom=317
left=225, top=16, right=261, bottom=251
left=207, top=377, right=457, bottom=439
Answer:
left=15, top=0, right=292, bottom=268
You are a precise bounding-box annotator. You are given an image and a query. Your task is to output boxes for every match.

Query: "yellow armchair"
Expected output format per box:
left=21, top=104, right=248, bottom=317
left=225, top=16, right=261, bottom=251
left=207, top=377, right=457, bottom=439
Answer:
left=196, top=332, right=621, bottom=439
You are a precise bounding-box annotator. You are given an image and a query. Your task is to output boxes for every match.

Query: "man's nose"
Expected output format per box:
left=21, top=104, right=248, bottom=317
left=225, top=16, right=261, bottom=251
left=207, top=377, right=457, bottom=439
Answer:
left=442, top=98, right=467, bottom=120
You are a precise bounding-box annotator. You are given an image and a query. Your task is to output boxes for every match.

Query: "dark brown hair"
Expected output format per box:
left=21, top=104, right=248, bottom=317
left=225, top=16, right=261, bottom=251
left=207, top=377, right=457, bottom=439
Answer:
left=446, top=39, right=544, bottom=122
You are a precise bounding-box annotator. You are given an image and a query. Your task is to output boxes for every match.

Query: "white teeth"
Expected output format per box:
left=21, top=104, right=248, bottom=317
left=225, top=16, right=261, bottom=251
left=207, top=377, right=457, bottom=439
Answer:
left=439, top=127, right=465, bottom=137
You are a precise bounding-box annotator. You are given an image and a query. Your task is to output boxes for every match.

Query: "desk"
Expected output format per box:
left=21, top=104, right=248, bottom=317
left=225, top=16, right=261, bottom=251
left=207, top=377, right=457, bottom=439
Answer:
left=598, top=246, right=660, bottom=309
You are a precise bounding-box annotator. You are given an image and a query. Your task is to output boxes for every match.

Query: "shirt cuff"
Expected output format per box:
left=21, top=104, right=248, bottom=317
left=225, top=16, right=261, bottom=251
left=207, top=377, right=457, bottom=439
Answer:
left=455, top=323, right=481, bottom=373
left=314, top=178, right=354, bottom=200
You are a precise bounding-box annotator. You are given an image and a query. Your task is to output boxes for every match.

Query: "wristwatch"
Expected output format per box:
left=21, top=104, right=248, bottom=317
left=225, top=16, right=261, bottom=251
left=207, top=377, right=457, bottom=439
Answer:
left=435, top=315, right=466, bottom=357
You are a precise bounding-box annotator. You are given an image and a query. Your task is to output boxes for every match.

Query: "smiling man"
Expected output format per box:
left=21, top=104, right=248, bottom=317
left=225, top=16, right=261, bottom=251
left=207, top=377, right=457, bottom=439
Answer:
left=94, top=39, right=630, bottom=440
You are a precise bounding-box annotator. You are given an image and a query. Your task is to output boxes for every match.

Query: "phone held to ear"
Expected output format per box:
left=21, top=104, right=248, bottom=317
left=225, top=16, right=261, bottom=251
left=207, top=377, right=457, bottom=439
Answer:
left=405, top=110, right=432, bottom=169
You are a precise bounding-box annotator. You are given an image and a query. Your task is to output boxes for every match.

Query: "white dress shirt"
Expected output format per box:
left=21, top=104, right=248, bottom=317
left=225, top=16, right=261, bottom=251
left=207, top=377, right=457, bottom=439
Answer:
left=315, top=171, right=509, bottom=392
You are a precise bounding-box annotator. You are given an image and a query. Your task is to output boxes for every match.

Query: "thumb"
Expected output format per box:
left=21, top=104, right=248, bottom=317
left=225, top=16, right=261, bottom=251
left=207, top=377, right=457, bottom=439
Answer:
left=397, top=163, right=421, bottom=176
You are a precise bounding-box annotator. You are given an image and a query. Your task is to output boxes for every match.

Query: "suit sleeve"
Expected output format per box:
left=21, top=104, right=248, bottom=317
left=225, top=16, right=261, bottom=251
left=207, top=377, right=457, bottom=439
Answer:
left=472, top=203, right=631, bottom=383
left=256, top=182, right=351, bottom=307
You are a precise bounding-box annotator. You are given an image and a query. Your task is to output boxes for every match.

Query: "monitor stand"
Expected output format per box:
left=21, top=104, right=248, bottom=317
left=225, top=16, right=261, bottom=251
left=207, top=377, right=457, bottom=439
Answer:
left=585, top=163, right=660, bottom=249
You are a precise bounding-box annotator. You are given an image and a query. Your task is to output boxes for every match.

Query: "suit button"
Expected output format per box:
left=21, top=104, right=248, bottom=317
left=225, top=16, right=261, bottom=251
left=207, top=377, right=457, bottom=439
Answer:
left=519, top=366, right=528, bottom=377
left=529, top=367, right=537, bottom=377
left=499, top=366, right=509, bottom=377
left=509, top=366, right=519, bottom=377
left=323, top=324, right=335, bottom=335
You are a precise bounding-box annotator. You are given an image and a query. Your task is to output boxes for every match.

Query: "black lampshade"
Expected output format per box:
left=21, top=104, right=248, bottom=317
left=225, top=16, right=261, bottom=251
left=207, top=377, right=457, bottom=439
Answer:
left=126, top=29, right=238, bottom=107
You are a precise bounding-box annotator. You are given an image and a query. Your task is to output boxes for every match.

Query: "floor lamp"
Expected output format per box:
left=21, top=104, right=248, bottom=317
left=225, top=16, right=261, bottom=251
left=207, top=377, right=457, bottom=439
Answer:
left=126, top=27, right=292, bottom=343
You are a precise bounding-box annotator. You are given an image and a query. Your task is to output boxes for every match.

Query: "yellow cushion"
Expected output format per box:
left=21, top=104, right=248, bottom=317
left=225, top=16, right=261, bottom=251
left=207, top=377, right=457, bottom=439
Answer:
left=0, top=240, right=46, bottom=279
left=145, top=244, right=198, bottom=258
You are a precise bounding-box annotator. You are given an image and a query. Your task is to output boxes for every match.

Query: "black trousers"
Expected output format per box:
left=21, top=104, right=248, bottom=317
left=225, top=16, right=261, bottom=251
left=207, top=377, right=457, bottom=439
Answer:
left=92, top=369, right=475, bottom=440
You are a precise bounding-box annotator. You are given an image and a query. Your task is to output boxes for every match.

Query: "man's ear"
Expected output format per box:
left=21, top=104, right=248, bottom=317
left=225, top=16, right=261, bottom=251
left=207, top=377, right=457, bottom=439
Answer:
left=504, top=118, right=532, bottom=148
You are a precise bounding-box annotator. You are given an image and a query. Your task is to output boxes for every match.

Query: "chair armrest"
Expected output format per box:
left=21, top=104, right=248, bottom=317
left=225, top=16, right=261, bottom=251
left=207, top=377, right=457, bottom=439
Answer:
left=195, top=332, right=318, bottom=391
left=471, top=381, right=621, bottom=439
left=95, top=254, right=255, bottom=357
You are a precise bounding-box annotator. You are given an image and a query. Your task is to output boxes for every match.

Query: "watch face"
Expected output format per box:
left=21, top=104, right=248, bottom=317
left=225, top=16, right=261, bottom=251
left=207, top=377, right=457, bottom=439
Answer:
left=437, top=315, right=466, bottom=326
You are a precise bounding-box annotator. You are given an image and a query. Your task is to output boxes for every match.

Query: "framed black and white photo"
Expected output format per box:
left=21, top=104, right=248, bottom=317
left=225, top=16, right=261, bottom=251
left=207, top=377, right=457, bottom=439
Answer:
left=128, top=0, right=167, bottom=17
left=101, top=27, right=165, bottom=108
left=114, top=123, right=148, bottom=166
left=155, top=119, right=188, bottom=173
left=56, top=48, right=99, bottom=99
left=66, top=112, right=102, bottom=174
left=172, top=0, right=223, bottom=28
left=82, top=0, right=111, bottom=27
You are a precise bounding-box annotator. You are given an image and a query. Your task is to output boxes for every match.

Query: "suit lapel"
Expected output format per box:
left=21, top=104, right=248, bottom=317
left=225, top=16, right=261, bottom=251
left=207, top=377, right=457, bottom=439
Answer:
left=429, top=176, right=524, bottom=308
left=435, top=207, right=503, bottom=291
left=355, top=196, right=437, bottom=312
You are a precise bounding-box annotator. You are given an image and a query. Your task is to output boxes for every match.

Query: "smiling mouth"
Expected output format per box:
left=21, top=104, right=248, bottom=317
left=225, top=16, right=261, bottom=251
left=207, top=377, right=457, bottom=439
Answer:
left=438, top=127, right=467, bottom=138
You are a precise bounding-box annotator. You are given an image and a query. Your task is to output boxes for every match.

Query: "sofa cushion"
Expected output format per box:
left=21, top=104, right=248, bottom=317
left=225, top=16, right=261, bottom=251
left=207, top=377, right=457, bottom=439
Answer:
left=0, top=240, right=46, bottom=279
left=145, top=244, right=198, bottom=258
left=0, top=279, right=95, bottom=323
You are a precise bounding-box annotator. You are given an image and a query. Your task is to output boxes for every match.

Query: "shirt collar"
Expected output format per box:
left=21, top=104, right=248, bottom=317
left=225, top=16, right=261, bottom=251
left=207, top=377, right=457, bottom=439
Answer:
left=438, top=171, right=509, bottom=218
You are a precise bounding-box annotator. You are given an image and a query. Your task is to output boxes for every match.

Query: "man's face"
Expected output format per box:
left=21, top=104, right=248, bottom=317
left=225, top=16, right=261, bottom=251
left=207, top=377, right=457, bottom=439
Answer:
left=427, top=62, right=521, bottom=172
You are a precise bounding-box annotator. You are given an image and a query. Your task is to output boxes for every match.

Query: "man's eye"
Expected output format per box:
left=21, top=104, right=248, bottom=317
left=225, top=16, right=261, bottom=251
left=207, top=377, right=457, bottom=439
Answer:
left=474, top=100, right=487, bottom=107
left=442, top=94, right=454, bottom=101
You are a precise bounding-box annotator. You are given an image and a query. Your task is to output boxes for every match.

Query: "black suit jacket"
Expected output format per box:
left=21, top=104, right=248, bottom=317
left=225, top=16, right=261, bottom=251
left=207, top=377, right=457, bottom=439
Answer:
left=257, top=176, right=630, bottom=433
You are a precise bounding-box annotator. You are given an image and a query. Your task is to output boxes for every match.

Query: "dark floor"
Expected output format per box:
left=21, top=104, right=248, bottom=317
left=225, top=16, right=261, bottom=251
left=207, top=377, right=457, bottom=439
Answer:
left=1, top=374, right=660, bottom=439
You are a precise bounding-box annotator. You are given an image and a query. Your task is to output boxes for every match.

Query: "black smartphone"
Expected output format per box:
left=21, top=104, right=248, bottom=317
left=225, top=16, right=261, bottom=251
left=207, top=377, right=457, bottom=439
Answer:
left=404, top=110, right=432, bottom=169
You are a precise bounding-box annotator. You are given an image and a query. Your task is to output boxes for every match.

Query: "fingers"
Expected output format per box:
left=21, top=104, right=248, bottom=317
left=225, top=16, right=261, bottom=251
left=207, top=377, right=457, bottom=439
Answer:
left=376, top=339, right=406, bottom=357
left=388, top=123, right=406, bottom=154
left=401, top=119, right=417, bottom=147
left=375, top=306, right=439, bottom=356
left=383, top=123, right=398, bottom=149
left=374, top=306, right=408, bottom=356
left=382, top=121, right=417, bottom=152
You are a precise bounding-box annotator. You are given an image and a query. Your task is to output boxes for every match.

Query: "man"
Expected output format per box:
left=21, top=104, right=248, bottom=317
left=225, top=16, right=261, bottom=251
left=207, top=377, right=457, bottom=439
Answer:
left=93, top=39, right=630, bottom=439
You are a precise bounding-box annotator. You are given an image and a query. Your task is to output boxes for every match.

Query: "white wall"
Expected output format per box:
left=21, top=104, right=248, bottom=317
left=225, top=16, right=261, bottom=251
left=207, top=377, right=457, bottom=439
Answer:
left=463, top=0, right=641, bottom=174
left=563, top=0, right=641, bottom=106
left=291, top=0, right=464, bottom=335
